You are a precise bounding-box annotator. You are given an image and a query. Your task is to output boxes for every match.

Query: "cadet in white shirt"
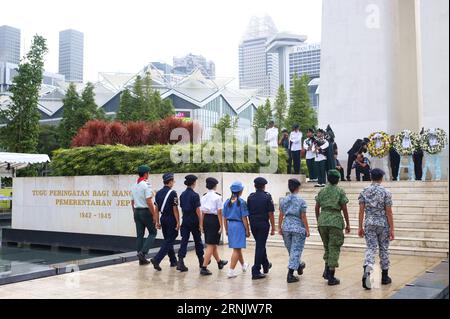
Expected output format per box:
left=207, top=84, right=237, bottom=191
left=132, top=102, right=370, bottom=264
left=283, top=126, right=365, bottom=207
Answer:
left=199, top=177, right=228, bottom=275
left=303, top=128, right=318, bottom=182
left=314, top=129, right=330, bottom=187
left=130, top=165, right=158, bottom=265
left=289, top=124, right=303, bottom=174
left=264, top=121, right=279, bottom=148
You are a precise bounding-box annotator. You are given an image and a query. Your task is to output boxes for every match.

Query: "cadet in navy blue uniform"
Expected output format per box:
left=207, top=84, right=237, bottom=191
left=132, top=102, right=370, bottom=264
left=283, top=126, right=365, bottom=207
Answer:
left=150, top=173, right=180, bottom=271
left=247, top=177, right=276, bottom=280
left=176, top=174, right=204, bottom=272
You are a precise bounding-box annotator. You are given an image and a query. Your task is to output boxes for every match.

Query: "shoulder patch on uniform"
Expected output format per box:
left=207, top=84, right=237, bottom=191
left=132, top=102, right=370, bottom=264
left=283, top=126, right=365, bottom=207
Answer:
left=215, top=192, right=221, bottom=196
left=203, top=192, right=207, bottom=196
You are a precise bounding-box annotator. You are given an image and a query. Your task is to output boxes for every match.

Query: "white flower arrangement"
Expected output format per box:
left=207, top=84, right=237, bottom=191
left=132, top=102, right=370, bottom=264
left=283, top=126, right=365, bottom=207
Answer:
left=420, top=128, right=448, bottom=155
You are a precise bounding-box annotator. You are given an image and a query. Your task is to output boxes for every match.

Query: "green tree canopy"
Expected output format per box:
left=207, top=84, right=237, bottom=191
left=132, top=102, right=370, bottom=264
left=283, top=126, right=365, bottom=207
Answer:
left=116, top=72, right=174, bottom=122
left=286, top=74, right=317, bottom=134
left=59, top=82, right=104, bottom=147
left=0, top=35, right=48, bottom=153
left=212, top=114, right=238, bottom=143
left=116, top=88, right=135, bottom=122
left=253, top=99, right=272, bottom=135
left=37, top=125, right=60, bottom=156
left=274, top=85, right=288, bottom=130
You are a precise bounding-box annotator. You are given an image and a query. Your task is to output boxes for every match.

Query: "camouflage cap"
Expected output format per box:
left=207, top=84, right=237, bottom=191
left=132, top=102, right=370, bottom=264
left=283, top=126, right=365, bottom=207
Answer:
left=327, top=169, right=341, bottom=178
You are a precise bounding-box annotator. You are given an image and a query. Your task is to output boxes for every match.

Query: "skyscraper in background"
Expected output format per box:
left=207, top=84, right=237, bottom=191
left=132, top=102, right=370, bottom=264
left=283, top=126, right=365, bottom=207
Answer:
left=58, top=29, right=84, bottom=83
left=0, top=25, right=21, bottom=64
left=173, top=53, right=215, bottom=78
left=239, top=16, right=279, bottom=98
left=288, top=43, right=321, bottom=83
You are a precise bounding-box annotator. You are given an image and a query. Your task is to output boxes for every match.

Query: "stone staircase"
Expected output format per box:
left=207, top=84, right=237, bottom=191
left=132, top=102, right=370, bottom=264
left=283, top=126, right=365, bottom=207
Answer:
left=251, top=181, right=449, bottom=258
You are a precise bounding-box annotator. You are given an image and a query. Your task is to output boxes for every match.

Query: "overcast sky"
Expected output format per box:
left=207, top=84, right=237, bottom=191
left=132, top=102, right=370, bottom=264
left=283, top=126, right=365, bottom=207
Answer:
left=3, top=0, right=322, bottom=83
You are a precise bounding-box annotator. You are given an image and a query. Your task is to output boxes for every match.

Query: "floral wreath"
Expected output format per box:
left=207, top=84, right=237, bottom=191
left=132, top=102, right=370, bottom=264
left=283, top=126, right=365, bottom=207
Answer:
left=393, top=130, right=420, bottom=156
left=367, top=131, right=391, bottom=158
left=420, top=128, right=448, bottom=155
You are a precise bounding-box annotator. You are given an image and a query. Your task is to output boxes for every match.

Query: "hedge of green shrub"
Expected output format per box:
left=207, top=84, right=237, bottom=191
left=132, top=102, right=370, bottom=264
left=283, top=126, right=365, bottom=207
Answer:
left=50, top=144, right=306, bottom=176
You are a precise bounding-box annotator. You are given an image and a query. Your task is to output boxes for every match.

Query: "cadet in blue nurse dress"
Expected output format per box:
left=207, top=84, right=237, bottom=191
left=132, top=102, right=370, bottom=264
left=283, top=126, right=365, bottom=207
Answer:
left=223, top=181, right=250, bottom=278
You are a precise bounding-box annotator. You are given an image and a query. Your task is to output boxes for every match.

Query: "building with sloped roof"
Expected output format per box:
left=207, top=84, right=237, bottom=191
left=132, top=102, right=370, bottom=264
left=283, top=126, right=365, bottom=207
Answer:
left=0, top=63, right=263, bottom=141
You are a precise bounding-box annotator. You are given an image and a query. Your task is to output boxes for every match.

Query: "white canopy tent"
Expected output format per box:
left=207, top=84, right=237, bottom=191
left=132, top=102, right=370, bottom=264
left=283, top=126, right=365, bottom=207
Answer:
left=0, top=152, right=51, bottom=178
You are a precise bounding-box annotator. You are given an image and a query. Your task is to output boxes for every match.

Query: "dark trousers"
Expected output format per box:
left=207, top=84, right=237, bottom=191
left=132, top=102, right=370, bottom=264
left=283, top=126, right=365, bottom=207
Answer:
left=287, top=150, right=293, bottom=174
left=154, top=214, right=178, bottom=264
left=390, top=153, right=400, bottom=181
left=413, top=151, right=424, bottom=180
left=178, top=215, right=204, bottom=260
left=306, top=158, right=318, bottom=180
left=134, top=208, right=157, bottom=254
left=316, top=160, right=327, bottom=185
left=291, top=150, right=301, bottom=174
left=356, top=165, right=371, bottom=181
left=250, top=220, right=270, bottom=276
left=337, top=166, right=345, bottom=181
left=346, top=153, right=357, bottom=179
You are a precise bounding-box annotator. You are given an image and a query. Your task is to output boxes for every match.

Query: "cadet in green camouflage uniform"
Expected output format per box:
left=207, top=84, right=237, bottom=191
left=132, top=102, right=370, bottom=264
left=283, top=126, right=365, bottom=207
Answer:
left=315, top=169, right=350, bottom=286
left=358, top=168, right=395, bottom=290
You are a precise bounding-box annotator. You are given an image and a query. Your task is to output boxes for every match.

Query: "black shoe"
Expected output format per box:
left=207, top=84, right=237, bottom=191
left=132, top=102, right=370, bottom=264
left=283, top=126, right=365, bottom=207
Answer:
left=346, top=177, right=351, bottom=181
left=297, top=261, right=306, bottom=276
left=263, top=262, right=272, bottom=274
left=199, top=258, right=211, bottom=268
left=137, top=252, right=150, bottom=265
left=322, top=264, right=329, bottom=280
left=170, top=260, right=178, bottom=267
left=218, top=260, right=228, bottom=270
left=252, top=273, right=266, bottom=280
left=150, top=258, right=162, bottom=271
left=287, top=270, right=299, bottom=283
left=200, top=267, right=212, bottom=276
left=327, top=269, right=340, bottom=286
left=381, top=269, right=392, bottom=285
left=362, top=265, right=371, bottom=290
left=177, top=259, right=189, bottom=272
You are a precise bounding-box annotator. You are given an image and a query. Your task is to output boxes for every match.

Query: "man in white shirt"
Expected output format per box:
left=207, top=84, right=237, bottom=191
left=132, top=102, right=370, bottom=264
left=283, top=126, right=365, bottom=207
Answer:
left=264, top=121, right=279, bottom=148
left=303, top=128, right=318, bottom=182
left=289, top=124, right=303, bottom=174
left=314, top=129, right=330, bottom=187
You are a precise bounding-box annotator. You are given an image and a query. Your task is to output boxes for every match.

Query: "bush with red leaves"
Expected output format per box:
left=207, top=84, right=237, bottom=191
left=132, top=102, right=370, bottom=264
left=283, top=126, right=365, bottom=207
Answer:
left=71, top=117, right=200, bottom=147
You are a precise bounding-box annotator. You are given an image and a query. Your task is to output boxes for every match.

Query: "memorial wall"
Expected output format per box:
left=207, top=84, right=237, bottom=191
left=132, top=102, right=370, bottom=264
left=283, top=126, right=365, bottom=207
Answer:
left=12, top=173, right=304, bottom=239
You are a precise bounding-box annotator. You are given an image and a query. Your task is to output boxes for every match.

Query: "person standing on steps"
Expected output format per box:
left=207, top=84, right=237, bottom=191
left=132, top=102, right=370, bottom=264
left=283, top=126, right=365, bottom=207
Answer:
left=131, top=165, right=158, bottom=265
left=279, top=178, right=310, bottom=283
left=289, top=124, right=303, bottom=174
left=315, top=169, right=351, bottom=286
left=199, top=177, right=228, bottom=276
left=280, top=129, right=291, bottom=173
left=358, top=168, right=395, bottom=290
left=389, top=135, right=401, bottom=181
left=177, top=174, right=204, bottom=272
left=314, top=129, right=329, bottom=188
left=223, top=181, right=250, bottom=278
left=303, top=128, right=318, bottom=183
left=150, top=173, right=180, bottom=271
left=247, top=177, right=276, bottom=280
left=264, top=120, right=279, bottom=149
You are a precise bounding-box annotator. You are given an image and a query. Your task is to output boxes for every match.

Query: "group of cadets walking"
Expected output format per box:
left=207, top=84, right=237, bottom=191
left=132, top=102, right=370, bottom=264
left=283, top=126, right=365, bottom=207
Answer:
left=131, top=165, right=395, bottom=289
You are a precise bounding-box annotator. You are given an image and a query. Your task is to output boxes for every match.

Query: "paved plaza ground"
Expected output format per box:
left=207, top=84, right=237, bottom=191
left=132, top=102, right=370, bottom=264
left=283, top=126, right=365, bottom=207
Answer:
left=0, top=245, right=441, bottom=299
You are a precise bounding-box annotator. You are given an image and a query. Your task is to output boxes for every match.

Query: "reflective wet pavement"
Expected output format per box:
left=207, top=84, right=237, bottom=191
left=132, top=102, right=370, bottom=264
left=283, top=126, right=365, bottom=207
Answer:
left=0, top=245, right=442, bottom=299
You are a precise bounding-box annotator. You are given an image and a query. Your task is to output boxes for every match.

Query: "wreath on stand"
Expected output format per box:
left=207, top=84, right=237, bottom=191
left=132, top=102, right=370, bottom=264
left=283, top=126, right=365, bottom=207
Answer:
left=367, top=131, right=391, bottom=158
left=420, top=128, right=448, bottom=155
left=393, top=130, right=420, bottom=156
